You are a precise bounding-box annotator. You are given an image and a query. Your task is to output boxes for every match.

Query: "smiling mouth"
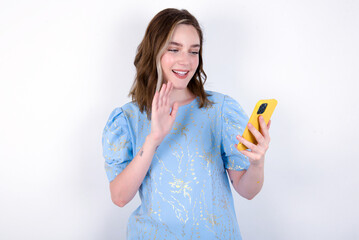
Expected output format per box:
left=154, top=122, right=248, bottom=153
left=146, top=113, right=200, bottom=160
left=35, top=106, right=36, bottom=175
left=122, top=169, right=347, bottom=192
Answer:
left=172, top=70, right=189, bottom=78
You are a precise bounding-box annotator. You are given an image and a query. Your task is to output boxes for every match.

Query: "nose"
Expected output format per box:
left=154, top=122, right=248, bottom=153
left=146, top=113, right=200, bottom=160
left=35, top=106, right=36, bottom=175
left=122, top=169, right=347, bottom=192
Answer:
left=177, top=51, right=191, bottom=66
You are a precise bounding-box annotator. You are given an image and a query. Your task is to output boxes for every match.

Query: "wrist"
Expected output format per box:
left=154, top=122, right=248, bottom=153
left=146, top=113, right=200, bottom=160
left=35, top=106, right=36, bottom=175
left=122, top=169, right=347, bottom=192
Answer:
left=249, top=162, right=264, bottom=169
left=146, top=133, right=162, bottom=148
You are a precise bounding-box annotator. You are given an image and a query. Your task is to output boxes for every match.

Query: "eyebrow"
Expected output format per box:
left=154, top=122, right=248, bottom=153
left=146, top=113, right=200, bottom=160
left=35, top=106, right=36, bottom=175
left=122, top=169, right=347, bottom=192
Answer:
left=169, top=41, right=200, bottom=48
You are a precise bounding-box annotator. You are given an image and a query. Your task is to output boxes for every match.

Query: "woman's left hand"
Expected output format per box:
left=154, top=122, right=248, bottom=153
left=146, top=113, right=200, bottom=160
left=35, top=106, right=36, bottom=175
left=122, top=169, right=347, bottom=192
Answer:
left=236, top=116, right=271, bottom=167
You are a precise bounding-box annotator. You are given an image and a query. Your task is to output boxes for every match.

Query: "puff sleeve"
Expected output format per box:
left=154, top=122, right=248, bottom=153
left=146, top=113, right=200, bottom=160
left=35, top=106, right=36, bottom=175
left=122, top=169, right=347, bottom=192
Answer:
left=102, top=107, right=133, bottom=182
left=221, top=95, right=250, bottom=171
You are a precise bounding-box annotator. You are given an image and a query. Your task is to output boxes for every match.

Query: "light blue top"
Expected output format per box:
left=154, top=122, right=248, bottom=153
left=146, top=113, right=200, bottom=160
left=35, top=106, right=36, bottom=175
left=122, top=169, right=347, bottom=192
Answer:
left=102, top=91, right=250, bottom=240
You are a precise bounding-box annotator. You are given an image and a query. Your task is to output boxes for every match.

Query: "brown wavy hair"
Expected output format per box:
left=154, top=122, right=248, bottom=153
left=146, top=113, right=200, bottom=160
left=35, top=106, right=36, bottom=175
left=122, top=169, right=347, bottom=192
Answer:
left=129, top=8, right=213, bottom=119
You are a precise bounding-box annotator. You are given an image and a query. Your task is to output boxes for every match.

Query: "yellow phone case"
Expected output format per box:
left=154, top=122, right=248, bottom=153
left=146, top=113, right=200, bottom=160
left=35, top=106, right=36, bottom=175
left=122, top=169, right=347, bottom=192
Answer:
left=237, top=99, right=278, bottom=151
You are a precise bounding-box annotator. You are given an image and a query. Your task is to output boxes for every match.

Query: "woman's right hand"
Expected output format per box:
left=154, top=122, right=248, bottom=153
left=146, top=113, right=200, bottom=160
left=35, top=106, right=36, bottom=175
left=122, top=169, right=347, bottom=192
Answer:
left=149, top=82, right=179, bottom=145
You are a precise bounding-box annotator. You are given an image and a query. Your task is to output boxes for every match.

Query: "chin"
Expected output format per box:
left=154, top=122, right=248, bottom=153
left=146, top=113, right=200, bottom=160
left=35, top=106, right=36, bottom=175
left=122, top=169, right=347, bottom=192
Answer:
left=173, top=82, right=190, bottom=90
left=165, top=79, right=188, bottom=89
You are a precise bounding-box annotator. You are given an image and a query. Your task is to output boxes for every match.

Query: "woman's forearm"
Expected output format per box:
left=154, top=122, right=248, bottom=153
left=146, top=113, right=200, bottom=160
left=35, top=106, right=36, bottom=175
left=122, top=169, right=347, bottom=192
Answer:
left=109, top=134, right=160, bottom=207
left=236, top=164, right=264, bottom=200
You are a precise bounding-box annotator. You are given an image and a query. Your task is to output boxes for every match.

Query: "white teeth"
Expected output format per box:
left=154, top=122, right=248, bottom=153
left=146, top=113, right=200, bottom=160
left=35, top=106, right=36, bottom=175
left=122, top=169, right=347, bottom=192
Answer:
left=173, top=70, right=188, bottom=75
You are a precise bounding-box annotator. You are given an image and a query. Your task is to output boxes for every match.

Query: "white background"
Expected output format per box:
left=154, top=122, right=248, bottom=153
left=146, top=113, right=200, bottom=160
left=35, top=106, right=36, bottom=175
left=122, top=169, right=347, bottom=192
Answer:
left=1, top=0, right=358, bottom=239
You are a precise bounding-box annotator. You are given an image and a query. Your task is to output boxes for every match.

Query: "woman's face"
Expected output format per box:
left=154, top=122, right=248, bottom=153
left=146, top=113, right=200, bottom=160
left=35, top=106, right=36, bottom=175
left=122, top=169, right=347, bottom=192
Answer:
left=160, top=24, right=200, bottom=90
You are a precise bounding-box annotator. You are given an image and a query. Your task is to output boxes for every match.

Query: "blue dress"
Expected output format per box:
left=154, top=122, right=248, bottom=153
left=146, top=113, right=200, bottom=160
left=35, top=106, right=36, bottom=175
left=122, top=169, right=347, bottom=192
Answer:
left=102, top=91, right=250, bottom=240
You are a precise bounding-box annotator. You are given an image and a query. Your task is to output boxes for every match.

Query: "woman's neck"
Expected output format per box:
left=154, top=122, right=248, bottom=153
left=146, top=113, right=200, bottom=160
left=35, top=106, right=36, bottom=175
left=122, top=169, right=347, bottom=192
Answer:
left=169, top=87, right=196, bottom=107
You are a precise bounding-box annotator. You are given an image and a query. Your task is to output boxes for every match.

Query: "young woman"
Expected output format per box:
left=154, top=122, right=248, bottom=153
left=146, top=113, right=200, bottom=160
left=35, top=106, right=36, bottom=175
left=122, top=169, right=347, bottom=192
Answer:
left=102, top=8, right=271, bottom=239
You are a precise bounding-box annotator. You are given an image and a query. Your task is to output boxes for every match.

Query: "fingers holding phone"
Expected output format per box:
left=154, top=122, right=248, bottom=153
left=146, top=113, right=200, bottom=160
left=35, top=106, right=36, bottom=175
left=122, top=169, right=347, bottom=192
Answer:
left=236, top=99, right=277, bottom=151
left=236, top=99, right=277, bottom=166
left=236, top=119, right=269, bottom=166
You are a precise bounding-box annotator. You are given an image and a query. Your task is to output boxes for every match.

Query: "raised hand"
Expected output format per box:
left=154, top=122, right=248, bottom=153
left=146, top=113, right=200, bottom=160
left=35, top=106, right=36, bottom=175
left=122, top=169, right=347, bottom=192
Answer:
left=236, top=116, right=271, bottom=167
left=149, top=81, right=179, bottom=145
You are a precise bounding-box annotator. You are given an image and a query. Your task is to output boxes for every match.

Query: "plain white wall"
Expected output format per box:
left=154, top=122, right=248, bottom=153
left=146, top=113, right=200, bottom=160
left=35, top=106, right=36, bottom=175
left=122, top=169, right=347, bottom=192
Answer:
left=1, top=0, right=358, bottom=239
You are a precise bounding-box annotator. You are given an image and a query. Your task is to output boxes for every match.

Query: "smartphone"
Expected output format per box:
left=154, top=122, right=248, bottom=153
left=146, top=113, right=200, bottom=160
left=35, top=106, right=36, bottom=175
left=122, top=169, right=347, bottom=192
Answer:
left=237, top=99, right=278, bottom=151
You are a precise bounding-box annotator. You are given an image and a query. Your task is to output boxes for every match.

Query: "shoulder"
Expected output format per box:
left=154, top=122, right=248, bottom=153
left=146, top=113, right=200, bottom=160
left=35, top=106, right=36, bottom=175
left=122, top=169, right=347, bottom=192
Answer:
left=204, top=90, right=225, bottom=107
left=108, top=101, right=143, bottom=121
left=204, top=90, right=247, bottom=121
left=205, top=90, right=240, bottom=107
left=103, top=102, right=139, bottom=140
left=205, top=90, right=225, bottom=102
